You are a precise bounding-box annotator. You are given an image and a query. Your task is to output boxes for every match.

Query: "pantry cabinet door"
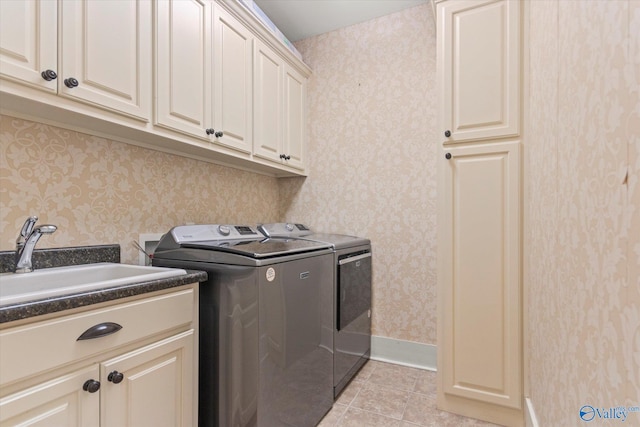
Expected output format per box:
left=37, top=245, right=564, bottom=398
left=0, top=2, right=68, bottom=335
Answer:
left=100, top=331, right=194, bottom=427
left=437, top=0, right=520, bottom=143
left=213, top=4, right=253, bottom=153
left=0, top=0, right=57, bottom=92
left=438, top=141, right=521, bottom=409
left=0, top=365, right=99, bottom=427
left=156, top=0, right=212, bottom=140
left=253, top=39, right=283, bottom=163
left=60, top=0, right=151, bottom=121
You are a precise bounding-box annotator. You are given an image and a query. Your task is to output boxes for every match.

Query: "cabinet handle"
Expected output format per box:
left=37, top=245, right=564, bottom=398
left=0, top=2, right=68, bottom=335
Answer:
left=108, top=371, right=125, bottom=384
left=283, top=154, right=291, bottom=160
left=445, top=153, right=452, bottom=160
left=77, top=322, right=123, bottom=341
left=214, top=131, right=223, bottom=138
left=279, top=154, right=286, bottom=159
left=444, top=130, right=451, bottom=137
left=205, top=128, right=215, bottom=135
left=41, top=70, right=57, bottom=81
left=64, top=77, right=79, bottom=88
left=83, top=379, right=101, bottom=393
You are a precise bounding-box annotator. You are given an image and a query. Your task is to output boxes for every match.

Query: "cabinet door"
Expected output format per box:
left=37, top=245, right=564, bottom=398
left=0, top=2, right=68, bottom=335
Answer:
left=0, top=365, right=99, bottom=427
left=438, top=142, right=521, bottom=409
left=100, top=330, right=194, bottom=427
left=253, top=39, right=283, bottom=163
left=282, top=64, right=307, bottom=171
left=0, top=0, right=57, bottom=92
left=155, top=0, right=211, bottom=140
left=437, top=0, right=520, bottom=143
left=213, top=5, right=253, bottom=153
left=60, top=0, right=151, bottom=121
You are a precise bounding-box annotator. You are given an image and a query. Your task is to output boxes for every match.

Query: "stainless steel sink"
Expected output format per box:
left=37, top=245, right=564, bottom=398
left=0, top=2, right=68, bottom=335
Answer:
left=0, top=263, right=187, bottom=305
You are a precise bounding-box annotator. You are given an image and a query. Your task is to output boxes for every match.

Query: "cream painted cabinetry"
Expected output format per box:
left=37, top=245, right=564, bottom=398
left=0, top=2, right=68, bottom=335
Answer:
left=0, top=0, right=310, bottom=176
left=0, top=0, right=151, bottom=121
left=0, top=286, right=197, bottom=427
left=155, top=1, right=253, bottom=153
left=436, top=1, right=523, bottom=426
left=0, top=0, right=58, bottom=93
left=437, top=0, right=520, bottom=143
left=253, top=39, right=306, bottom=171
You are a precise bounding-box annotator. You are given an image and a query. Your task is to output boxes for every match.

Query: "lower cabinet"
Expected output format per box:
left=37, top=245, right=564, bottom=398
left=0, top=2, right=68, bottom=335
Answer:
left=0, top=285, right=198, bottom=427
left=437, top=141, right=523, bottom=426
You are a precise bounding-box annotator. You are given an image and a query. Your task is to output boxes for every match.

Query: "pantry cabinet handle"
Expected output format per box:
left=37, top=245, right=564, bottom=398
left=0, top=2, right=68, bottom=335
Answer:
left=77, top=322, right=123, bottom=341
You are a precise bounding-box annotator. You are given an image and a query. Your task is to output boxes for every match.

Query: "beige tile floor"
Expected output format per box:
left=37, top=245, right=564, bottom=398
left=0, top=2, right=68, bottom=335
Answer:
left=318, top=360, right=501, bottom=427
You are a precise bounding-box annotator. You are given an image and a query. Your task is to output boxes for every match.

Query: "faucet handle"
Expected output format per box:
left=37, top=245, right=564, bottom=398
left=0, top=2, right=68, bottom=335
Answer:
left=17, top=216, right=38, bottom=244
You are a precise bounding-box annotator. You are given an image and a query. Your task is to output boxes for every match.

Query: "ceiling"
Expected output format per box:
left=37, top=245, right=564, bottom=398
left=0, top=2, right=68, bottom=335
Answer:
left=253, top=0, right=429, bottom=42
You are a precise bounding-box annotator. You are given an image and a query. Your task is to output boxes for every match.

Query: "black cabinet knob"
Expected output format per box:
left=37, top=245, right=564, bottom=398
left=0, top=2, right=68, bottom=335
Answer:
left=41, top=70, right=57, bottom=81
left=285, top=155, right=291, bottom=160
left=205, top=128, right=214, bottom=135
left=445, top=153, right=452, bottom=160
left=108, top=371, right=124, bottom=384
left=444, top=130, right=451, bottom=137
left=214, top=131, right=223, bottom=138
left=279, top=154, right=286, bottom=159
left=64, top=77, right=79, bottom=88
left=83, top=379, right=101, bottom=393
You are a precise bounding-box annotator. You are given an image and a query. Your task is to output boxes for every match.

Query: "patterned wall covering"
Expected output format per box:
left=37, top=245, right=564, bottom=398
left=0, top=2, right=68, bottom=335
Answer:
left=0, top=115, right=280, bottom=264
left=526, top=1, right=640, bottom=425
left=280, top=4, right=438, bottom=344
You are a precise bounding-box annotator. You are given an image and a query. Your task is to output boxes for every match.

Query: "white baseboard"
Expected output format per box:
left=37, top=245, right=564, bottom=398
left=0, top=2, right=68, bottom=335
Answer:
left=370, top=335, right=437, bottom=371
left=525, top=398, right=539, bottom=427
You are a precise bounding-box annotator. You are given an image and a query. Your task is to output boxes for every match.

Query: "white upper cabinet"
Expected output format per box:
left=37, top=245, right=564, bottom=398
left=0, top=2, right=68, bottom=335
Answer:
left=60, top=0, right=152, bottom=121
left=253, top=39, right=306, bottom=171
left=282, top=64, right=307, bottom=171
left=437, top=0, right=520, bottom=143
left=213, top=4, right=254, bottom=153
left=155, top=0, right=212, bottom=140
left=253, top=39, right=283, bottom=164
left=0, top=0, right=57, bottom=93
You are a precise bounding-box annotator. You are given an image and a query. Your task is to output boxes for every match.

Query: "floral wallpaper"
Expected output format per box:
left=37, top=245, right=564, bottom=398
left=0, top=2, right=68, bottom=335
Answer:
left=0, top=115, right=280, bottom=264
left=280, top=4, right=438, bottom=345
left=526, top=0, right=640, bottom=425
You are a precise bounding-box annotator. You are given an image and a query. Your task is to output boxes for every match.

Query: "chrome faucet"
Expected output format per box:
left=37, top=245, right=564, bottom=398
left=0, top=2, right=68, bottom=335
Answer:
left=15, top=216, right=57, bottom=273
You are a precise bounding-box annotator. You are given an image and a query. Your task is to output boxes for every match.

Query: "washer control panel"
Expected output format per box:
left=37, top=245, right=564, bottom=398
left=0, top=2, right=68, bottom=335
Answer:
left=258, top=223, right=312, bottom=238
left=171, top=224, right=261, bottom=242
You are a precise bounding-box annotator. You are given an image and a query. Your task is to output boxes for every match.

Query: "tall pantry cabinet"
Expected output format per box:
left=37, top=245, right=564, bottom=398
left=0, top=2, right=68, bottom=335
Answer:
left=435, top=1, right=524, bottom=426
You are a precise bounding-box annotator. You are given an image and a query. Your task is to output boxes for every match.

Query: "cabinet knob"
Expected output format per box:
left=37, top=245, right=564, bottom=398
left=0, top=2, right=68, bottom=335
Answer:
left=41, top=70, right=57, bottom=81
left=445, top=153, right=452, bottom=160
left=205, top=128, right=215, bottom=135
left=83, top=379, right=101, bottom=393
left=214, top=131, right=223, bottom=138
left=279, top=154, right=286, bottom=159
left=444, top=130, right=451, bottom=138
left=108, top=371, right=124, bottom=384
left=64, top=77, right=79, bottom=88
left=285, top=155, right=291, bottom=160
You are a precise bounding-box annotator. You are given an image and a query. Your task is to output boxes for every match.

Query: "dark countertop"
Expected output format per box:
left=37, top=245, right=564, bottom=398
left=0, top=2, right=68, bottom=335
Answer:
left=0, top=245, right=207, bottom=324
left=0, top=269, right=207, bottom=324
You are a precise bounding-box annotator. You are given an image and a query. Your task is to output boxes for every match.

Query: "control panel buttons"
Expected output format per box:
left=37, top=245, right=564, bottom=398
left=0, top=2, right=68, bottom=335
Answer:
left=217, top=225, right=231, bottom=236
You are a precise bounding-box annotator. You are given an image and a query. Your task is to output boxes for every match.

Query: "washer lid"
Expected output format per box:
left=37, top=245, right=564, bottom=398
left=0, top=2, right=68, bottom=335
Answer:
left=181, top=238, right=331, bottom=259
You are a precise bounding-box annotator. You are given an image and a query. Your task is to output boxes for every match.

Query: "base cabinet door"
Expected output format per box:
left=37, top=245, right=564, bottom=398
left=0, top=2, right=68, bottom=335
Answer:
left=437, top=141, right=522, bottom=425
left=0, top=365, right=100, bottom=427
left=100, top=330, right=194, bottom=427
